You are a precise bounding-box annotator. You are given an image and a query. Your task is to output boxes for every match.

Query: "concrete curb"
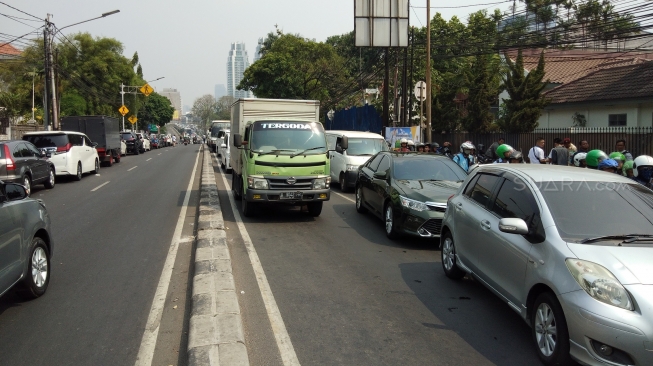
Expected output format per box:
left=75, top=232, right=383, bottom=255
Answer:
left=188, top=148, right=249, bottom=366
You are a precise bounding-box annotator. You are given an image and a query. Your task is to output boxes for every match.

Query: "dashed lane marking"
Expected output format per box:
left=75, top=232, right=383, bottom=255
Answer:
left=128, top=166, right=138, bottom=171
left=90, top=181, right=110, bottom=192
left=332, top=191, right=355, bottom=203
left=146, top=158, right=152, bottom=161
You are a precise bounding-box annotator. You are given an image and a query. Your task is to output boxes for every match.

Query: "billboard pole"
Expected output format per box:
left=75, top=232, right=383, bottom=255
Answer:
left=426, top=0, right=432, bottom=144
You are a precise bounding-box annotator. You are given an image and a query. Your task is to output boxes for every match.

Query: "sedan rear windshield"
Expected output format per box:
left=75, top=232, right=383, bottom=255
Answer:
left=23, top=134, right=68, bottom=148
left=121, top=133, right=134, bottom=140
left=539, top=181, right=653, bottom=241
left=393, top=158, right=467, bottom=182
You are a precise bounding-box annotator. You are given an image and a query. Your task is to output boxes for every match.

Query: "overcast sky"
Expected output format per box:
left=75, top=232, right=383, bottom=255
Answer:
left=2, top=0, right=511, bottom=106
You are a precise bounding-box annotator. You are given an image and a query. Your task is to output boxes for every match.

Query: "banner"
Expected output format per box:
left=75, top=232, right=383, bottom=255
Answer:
left=385, top=127, right=421, bottom=148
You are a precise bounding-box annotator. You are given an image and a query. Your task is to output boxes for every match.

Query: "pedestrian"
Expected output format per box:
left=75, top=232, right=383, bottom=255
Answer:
left=563, top=137, right=576, bottom=154
left=453, top=141, right=475, bottom=172
left=578, top=140, right=590, bottom=153
left=632, top=155, right=653, bottom=189
left=485, top=137, right=505, bottom=161
left=528, top=137, right=548, bottom=164
left=172, top=135, right=177, bottom=147
left=549, top=138, right=570, bottom=166
left=615, top=139, right=634, bottom=161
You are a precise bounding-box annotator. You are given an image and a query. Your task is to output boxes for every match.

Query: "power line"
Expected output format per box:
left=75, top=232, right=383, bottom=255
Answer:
left=412, top=0, right=512, bottom=9
left=0, top=1, right=41, bottom=20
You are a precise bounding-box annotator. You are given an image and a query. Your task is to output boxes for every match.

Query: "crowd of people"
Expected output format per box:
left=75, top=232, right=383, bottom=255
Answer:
left=389, top=136, right=653, bottom=189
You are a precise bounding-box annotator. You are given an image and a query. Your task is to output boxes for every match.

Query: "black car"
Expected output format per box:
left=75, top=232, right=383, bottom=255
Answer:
left=120, top=131, right=143, bottom=155
left=355, top=152, right=467, bottom=239
left=0, top=140, right=56, bottom=195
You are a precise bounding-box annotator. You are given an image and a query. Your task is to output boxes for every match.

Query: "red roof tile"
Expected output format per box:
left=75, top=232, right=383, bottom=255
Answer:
left=0, top=43, right=21, bottom=56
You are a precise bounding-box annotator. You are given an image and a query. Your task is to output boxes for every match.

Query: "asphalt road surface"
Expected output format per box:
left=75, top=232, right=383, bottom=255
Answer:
left=0, top=142, right=202, bottom=366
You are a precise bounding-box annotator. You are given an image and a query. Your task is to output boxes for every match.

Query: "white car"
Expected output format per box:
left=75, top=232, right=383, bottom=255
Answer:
left=325, top=130, right=388, bottom=192
left=120, top=140, right=127, bottom=155
left=23, top=131, right=100, bottom=180
left=136, top=133, right=150, bottom=152
left=219, top=130, right=231, bottom=173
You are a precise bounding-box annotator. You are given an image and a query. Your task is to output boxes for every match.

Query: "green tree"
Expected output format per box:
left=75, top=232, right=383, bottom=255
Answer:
left=192, top=94, right=217, bottom=129
left=499, top=50, right=549, bottom=132
left=139, top=92, right=174, bottom=129
left=215, top=95, right=235, bottom=120
left=463, top=54, right=502, bottom=132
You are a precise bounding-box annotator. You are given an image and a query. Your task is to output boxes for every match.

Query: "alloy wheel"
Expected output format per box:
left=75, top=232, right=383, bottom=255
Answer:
left=49, top=170, right=55, bottom=186
left=356, top=187, right=362, bottom=209
left=23, top=176, right=31, bottom=195
left=385, top=205, right=393, bottom=234
left=31, top=247, right=48, bottom=288
left=535, top=302, right=557, bottom=357
left=442, top=237, right=455, bottom=271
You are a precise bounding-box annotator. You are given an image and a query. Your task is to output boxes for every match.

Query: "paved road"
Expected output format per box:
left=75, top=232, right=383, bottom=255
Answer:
left=0, top=143, right=202, bottom=366
left=212, top=153, right=544, bottom=366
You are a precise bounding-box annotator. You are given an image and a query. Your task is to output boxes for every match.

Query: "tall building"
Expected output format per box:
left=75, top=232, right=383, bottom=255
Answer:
left=160, top=88, right=182, bottom=121
left=253, top=38, right=264, bottom=63
left=214, top=84, right=227, bottom=100
left=227, top=42, right=252, bottom=99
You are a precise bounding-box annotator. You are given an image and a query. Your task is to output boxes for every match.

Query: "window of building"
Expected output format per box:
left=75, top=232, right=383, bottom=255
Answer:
left=608, top=114, right=627, bottom=127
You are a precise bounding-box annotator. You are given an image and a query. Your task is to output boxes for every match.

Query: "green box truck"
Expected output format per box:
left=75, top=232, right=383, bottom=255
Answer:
left=230, top=98, right=347, bottom=217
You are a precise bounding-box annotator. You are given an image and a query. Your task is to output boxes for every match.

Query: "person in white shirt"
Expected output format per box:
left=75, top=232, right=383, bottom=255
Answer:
left=528, top=137, right=548, bottom=164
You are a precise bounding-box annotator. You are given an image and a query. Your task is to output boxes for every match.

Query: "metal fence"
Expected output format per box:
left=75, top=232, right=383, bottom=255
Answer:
left=436, top=127, right=653, bottom=157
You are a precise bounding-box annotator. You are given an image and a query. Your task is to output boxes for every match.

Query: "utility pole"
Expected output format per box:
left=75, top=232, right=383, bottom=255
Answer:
left=409, top=28, right=414, bottom=128
left=42, top=28, right=50, bottom=129
left=426, top=0, right=432, bottom=143
left=120, top=83, right=125, bottom=131
left=46, top=14, right=59, bottom=130
left=382, top=48, right=390, bottom=128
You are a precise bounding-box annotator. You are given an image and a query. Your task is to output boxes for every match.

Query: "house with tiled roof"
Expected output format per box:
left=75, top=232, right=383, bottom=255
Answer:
left=0, top=43, right=21, bottom=60
left=537, top=61, right=653, bottom=128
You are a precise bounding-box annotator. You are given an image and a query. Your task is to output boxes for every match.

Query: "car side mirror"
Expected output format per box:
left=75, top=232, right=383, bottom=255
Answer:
left=373, top=171, right=387, bottom=180
left=92, top=142, right=98, bottom=148
left=498, top=218, right=529, bottom=235
left=340, top=136, right=349, bottom=150
left=233, top=134, right=243, bottom=147
left=5, top=183, right=28, bottom=201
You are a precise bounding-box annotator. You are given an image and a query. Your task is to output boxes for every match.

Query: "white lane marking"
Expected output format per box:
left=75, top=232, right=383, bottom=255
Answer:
left=214, top=154, right=301, bottom=366
left=332, top=191, right=355, bottom=203
left=90, top=181, right=110, bottom=192
left=128, top=166, right=138, bottom=172
left=157, top=153, right=161, bottom=156
left=134, top=148, right=201, bottom=366
left=146, top=158, right=152, bottom=161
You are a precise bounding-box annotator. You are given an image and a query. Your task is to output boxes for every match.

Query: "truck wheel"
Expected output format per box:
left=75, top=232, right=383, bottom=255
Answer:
left=134, top=147, right=140, bottom=155
left=242, top=199, right=256, bottom=217
left=106, top=155, right=113, bottom=167
left=307, top=202, right=323, bottom=217
left=340, top=173, right=349, bottom=193
left=232, top=174, right=242, bottom=201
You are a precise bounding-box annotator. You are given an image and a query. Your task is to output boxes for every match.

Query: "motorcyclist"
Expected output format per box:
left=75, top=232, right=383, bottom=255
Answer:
left=623, top=160, right=635, bottom=178
left=407, top=140, right=415, bottom=151
left=585, top=149, right=609, bottom=169
left=597, top=158, right=619, bottom=174
left=453, top=141, right=475, bottom=172
left=609, top=152, right=626, bottom=171
left=399, top=138, right=409, bottom=152
left=633, top=155, right=653, bottom=189
left=573, top=152, right=587, bottom=168
left=493, top=144, right=514, bottom=164
left=423, top=144, right=431, bottom=153
left=508, top=151, right=523, bottom=164
left=416, top=143, right=425, bottom=152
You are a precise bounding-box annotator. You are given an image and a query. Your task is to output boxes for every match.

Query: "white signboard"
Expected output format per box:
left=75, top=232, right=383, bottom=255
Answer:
left=355, top=0, right=409, bottom=47
left=414, top=81, right=426, bottom=101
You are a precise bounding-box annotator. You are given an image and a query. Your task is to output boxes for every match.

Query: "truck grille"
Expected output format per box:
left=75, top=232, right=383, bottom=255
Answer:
left=268, top=178, right=313, bottom=190
left=420, top=219, right=443, bottom=236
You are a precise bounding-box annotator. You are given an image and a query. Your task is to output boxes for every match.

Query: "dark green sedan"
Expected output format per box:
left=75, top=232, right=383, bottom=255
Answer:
left=355, top=152, right=467, bottom=239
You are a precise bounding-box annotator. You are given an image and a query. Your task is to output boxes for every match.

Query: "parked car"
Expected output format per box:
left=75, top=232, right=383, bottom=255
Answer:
left=356, top=152, right=467, bottom=239
left=136, top=133, right=150, bottom=152
left=441, top=164, right=653, bottom=366
left=150, top=137, right=159, bottom=149
left=0, top=140, right=56, bottom=195
left=0, top=180, right=52, bottom=299
left=23, top=131, right=100, bottom=181
left=219, top=130, right=231, bottom=173
left=120, top=131, right=142, bottom=155
left=326, top=131, right=388, bottom=192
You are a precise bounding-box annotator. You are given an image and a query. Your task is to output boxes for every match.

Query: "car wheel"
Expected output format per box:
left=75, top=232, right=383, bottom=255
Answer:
left=22, top=174, right=31, bottom=196
left=16, top=237, right=50, bottom=299
left=134, top=146, right=140, bottom=155
left=441, top=232, right=466, bottom=279
left=232, top=174, right=242, bottom=201
left=74, top=162, right=82, bottom=181
left=44, top=168, right=55, bottom=189
left=531, top=292, right=572, bottom=366
left=355, top=185, right=368, bottom=214
left=307, top=202, right=323, bottom=217
left=384, top=202, right=400, bottom=239
left=92, top=159, right=100, bottom=174
left=241, top=191, right=256, bottom=217
left=340, top=173, right=348, bottom=193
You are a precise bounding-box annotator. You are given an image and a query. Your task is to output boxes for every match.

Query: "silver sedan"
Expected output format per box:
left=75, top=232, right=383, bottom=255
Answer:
left=441, top=164, right=653, bottom=366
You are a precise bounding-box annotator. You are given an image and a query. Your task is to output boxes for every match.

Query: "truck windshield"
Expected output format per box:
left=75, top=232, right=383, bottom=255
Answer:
left=346, top=138, right=387, bottom=156
left=251, top=121, right=327, bottom=155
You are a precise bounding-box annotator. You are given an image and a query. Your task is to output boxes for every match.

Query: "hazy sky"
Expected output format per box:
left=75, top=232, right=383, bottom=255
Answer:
left=2, top=0, right=511, bottom=106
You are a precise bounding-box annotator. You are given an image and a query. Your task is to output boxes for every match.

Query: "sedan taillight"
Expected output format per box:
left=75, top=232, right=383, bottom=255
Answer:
left=4, top=145, right=15, bottom=171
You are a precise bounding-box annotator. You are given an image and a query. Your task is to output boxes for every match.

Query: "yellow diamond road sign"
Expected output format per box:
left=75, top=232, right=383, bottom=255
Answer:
left=119, top=105, right=129, bottom=116
left=128, top=115, right=137, bottom=124
left=140, top=83, right=154, bottom=96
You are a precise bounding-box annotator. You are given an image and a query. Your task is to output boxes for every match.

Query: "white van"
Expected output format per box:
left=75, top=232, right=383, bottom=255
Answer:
left=23, top=131, right=101, bottom=181
left=219, top=130, right=231, bottom=173
left=326, top=131, right=388, bottom=192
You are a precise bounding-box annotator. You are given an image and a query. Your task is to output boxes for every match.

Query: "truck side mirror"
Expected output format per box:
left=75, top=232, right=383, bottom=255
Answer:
left=340, top=136, right=348, bottom=150
left=234, top=134, right=243, bottom=147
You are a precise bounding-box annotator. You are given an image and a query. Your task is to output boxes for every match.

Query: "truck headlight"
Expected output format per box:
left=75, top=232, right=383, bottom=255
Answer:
left=346, top=164, right=360, bottom=171
left=566, top=259, right=633, bottom=310
left=313, top=177, right=330, bottom=189
left=399, top=196, right=429, bottom=212
left=247, top=177, right=268, bottom=189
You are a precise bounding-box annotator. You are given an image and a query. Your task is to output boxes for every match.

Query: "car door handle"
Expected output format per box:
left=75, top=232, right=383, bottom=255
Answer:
left=480, top=220, right=491, bottom=230
left=455, top=202, right=463, bottom=210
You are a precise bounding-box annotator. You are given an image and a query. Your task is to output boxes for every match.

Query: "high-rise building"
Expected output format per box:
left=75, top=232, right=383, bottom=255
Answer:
left=227, top=42, right=252, bottom=99
left=160, top=88, right=182, bottom=121
left=214, top=84, right=227, bottom=100
left=253, top=38, right=264, bottom=63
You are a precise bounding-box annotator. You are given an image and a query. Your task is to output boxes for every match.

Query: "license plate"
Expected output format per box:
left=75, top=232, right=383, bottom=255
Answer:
left=281, top=192, right=303, bottom=200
